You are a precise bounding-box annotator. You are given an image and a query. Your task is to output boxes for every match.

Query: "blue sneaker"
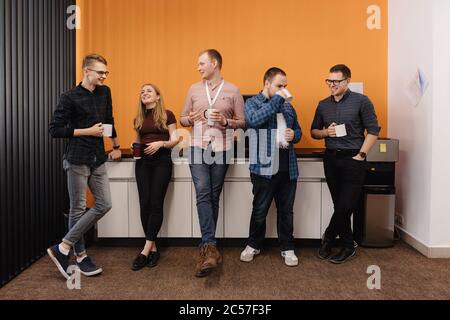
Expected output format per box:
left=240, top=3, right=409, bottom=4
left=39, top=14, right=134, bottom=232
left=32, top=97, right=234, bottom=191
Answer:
left=77, top=256, right=103, bottom=276
left=47, top=244, right=70, bottom=280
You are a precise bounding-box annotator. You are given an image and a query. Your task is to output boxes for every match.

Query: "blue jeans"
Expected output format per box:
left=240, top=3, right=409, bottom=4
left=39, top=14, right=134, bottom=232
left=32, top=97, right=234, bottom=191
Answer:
left=62, top=159, right=112, bottom=256
left=248, top=172, right=296, bottom=251
left=189, top=147, right=230, bottom=246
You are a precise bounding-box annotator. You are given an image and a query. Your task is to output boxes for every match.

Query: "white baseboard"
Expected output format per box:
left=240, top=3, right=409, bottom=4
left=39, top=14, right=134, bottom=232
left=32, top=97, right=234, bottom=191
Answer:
left=397, top=226, right=450, bottom=258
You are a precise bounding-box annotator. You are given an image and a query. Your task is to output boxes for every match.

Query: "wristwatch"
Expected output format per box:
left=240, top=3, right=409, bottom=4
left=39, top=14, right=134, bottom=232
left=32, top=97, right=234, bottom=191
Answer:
left=358, top=151, right=367, bottom=159
left=113, top=145, right=120, bottom=150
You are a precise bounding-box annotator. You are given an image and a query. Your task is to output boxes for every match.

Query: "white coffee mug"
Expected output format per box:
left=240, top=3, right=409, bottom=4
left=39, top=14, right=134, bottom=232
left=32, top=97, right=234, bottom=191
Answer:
left=335, top=124, right=347, bottom=137
left=103, top=124, right=113, bottom=137
left=281, top=89, right=293, bottom=103
left=206, top=108, right=216, bottom=126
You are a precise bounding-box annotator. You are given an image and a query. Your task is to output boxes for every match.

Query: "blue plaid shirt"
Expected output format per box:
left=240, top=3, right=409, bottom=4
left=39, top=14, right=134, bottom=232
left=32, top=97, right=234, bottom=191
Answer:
left=245, top=93, right=302, bottom=181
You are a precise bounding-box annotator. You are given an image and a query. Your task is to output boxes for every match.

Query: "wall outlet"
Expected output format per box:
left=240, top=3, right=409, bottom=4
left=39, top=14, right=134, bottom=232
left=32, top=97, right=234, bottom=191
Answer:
left=395, top=213, right=404, bottom=226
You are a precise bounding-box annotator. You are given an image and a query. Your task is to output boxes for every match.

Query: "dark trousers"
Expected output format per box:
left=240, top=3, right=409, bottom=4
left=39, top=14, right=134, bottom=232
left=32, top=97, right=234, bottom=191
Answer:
left=135, top=150, right=172, bottom=241
left=323, top=150, right=366, bottom=249
left=248, top=172, right=296, bottom=251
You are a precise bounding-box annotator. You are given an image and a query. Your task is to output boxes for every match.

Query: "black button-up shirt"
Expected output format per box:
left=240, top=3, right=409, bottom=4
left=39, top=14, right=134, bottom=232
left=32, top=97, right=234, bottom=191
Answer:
left=49, top=83, right=117, bottom=167
left=311, top=90, right=380, bottom=150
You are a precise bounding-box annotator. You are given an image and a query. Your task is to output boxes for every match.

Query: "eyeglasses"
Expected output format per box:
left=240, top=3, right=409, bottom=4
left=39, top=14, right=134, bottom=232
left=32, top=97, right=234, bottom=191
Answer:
left=325, top=78, right=348, bottom=86
left=87, top=68, right=110, bottom=77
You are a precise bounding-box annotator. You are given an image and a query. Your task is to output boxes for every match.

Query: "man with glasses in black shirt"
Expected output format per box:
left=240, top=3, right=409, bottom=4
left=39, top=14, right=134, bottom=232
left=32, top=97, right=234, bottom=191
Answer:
left=311, top=64, right=379, bottom=264
left=48, top=54, right=122, bottom=279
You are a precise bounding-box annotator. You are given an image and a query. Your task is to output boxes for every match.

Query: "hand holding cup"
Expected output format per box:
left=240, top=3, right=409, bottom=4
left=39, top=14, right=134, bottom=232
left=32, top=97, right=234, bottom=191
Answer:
left=326, top=122, right=337, bottom=138
left=89, top=123, right=104, bottom=137
left=132, top=143, right=144, bottom=159
left=206, top=108, right=226, bottom=126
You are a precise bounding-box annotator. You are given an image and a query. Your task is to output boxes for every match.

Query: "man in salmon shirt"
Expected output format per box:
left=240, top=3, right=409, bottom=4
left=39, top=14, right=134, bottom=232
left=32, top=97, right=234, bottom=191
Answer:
left=180, top=49, right=245, bottom=277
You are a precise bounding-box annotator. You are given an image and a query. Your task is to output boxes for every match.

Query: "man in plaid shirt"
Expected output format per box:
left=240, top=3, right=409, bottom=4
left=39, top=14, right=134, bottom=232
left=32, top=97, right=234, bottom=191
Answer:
left=241, top=67, right=302, bottom=267
left=47, top=54, right=122, bottom=279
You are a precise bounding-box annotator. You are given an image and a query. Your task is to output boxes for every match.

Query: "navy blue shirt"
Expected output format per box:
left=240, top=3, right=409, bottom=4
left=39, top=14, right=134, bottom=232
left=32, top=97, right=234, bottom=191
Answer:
left=311, top=90, right=380, bottom=150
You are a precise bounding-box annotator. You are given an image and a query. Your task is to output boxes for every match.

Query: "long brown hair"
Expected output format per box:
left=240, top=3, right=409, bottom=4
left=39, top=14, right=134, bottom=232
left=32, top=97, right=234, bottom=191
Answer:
left=134, top=83, right=168, bottom=132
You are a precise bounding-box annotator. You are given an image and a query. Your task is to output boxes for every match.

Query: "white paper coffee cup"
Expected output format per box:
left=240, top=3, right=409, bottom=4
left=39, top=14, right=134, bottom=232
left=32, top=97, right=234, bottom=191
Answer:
left=281, top=89, right=293, bottom=103
left=103, top=124, right=113, bottom=137
left=206, top=109, right=216, bottom=126
left=335, top=124, right=347, bottom=137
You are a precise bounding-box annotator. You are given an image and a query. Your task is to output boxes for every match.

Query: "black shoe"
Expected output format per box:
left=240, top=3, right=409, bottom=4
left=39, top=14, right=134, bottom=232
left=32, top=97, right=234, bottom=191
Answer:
left=147, top=251, right=160, bottom=268
left=77, top=256, right=103, bottom=276
left=329, top=247, right=356, bottom=264
left=132, top=253, right=148, bottom=271
left=47, top=244, right=70, bottom=279
left=317, top=238, right=333, bottom=260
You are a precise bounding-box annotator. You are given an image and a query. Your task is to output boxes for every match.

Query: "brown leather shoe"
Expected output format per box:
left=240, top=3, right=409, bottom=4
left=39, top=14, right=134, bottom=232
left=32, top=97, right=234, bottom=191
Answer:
left=195, top=245, right=222, bottom=277
left=201, top=245, right=222, bottom=269
left=195, top=245, right=208, bottom=277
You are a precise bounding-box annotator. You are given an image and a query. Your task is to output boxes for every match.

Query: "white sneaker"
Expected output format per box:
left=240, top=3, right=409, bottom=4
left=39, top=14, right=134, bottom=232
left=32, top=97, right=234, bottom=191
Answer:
left=240, top=245, right=260, bottom=262
left=281, top=250, right=298, bottom=266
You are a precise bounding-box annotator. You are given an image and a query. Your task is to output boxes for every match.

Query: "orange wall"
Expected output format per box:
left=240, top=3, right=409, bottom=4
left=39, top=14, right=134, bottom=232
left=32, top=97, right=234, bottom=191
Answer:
left=76, top=0, right=387, bottom=149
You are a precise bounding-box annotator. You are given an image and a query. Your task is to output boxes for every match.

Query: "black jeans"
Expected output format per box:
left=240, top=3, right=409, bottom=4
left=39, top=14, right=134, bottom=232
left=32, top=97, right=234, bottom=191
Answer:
left=248, top=172, right=296, bottom=251
left=135, top=149, right=173, bottom=241
left=323, top=150, right=366, bottom=249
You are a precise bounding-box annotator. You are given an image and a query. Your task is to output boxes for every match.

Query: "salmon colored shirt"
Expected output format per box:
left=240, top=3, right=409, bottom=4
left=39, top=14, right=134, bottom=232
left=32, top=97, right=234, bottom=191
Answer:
left=180, top=80, right=245, bottom=152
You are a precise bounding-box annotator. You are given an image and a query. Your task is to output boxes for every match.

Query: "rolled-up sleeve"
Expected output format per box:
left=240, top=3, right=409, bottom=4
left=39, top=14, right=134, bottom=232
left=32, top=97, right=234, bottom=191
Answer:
left=361, top=97, right=380, bottom=136
left=180, top=86, right=193, bottom=127
left=227, top=89, right=245, bottom=129
left=310, top=104, right=324, bottom=131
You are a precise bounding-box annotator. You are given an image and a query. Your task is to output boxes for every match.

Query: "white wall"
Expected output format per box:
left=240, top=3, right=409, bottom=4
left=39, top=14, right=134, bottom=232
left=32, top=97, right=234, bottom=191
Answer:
left=389, top=0, right=450, bottom=256
left=429, top=0, right=450, bottom=248
left=388, top=0, right=433, bottom=247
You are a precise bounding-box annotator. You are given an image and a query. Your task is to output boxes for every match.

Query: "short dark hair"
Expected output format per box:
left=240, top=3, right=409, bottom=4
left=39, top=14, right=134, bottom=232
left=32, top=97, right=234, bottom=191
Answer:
left=263, top=67, right=286, bottom=85
left=82, top=54, right=107, bottom=69
left=200, top=49, right=223, bottom=70
left=329, top=64, right=351, bottom=78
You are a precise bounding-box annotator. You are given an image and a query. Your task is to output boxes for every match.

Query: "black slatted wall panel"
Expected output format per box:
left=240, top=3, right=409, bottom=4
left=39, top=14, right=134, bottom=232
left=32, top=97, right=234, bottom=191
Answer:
left=0, top=0, right=75, bottom=287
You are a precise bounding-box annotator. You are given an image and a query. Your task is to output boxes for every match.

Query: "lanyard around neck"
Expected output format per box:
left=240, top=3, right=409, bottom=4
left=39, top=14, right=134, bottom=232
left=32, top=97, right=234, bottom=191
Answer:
left=205, top=80, right=225, bottom=109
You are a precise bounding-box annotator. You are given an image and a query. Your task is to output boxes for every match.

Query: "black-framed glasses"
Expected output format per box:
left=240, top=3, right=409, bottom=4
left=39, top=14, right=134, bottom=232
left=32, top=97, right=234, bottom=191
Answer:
left=87, top=68, right=110, bottom=77
left=325, top=78, right=347, bottom=86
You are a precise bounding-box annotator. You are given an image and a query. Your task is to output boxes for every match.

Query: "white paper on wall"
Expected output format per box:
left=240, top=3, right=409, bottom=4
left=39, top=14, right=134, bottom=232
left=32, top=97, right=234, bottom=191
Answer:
left=417, top=68, right=429, bottom=95
left=406, top=68, right=430, bottom=107
left=349, top=82, right=364, bottom=94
